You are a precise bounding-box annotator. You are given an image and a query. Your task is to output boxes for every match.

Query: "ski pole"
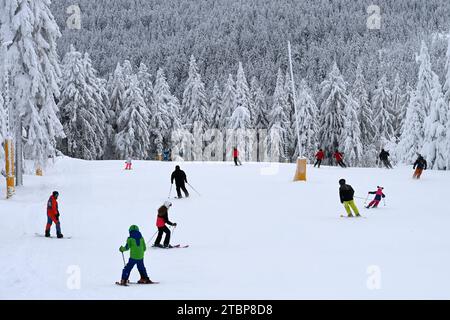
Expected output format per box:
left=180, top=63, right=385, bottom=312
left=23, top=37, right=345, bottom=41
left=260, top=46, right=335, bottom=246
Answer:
left=146, top=230, right=158, bottom=246
left=168, top=184, right=173, bottom=199
left=171, top=225, right=177, bottom=242
left=187, top=182, right=201, bottom=196
left=363, top=193, right=370, bottom=206
left=121, top=252, right=126, bottom=267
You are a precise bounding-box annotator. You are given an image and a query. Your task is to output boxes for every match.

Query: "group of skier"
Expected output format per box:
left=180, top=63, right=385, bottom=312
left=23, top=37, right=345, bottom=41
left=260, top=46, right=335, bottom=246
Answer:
left=313, top=149, right=347, bottom=168
left=338, top=180, right=387, bottom=218
left=40, top=145, right=430, bottom=285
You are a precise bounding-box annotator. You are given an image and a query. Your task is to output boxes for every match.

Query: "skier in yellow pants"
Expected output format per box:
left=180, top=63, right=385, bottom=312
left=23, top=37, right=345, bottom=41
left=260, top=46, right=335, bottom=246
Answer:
left=339, top=179, right=361, bottom=217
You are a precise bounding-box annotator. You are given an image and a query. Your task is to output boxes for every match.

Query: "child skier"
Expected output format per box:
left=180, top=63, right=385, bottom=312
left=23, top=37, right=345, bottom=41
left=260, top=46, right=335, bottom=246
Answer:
left=45, top=191, right=63, bottom=238
left=339, top=179, right=361, bottom=217
left=233, top=147, right=242, bottom=166
left=118, top=225, right=154, bottom=285
left=413, top=154, right=427, bottom=179
left=314, top=149, right=324, bottom=168
left=153, top=201, right=177, bottom=248
left=125, top=158, right=132, bottom=170
left=334, top=150, right=346, bottom=168
left=366, top=186, right=386, bottom=209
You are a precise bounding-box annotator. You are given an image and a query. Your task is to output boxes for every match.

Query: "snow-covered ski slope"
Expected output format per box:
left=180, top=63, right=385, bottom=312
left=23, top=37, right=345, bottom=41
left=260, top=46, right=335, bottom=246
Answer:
left=1, top=157, right=449, bottom=299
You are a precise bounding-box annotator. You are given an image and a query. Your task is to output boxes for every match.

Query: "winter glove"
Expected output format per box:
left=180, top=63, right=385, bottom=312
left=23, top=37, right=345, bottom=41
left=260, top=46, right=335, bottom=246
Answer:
left=56, top=213, right=60, bottom=219
left=119, top=246, right=125, bottom=252
left=173, top=223, right=177, bottom=227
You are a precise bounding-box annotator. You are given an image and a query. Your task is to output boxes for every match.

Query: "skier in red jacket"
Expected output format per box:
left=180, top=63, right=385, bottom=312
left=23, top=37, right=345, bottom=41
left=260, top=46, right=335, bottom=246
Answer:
left=233, top=147, right=242, bottom=166
left=153, top=201, right=177, bottom=248
left=334, top=150, right=346, bottom=168
left=314, top=149, right=324, bottom=168
left=45, top=191, right=63, bottom=238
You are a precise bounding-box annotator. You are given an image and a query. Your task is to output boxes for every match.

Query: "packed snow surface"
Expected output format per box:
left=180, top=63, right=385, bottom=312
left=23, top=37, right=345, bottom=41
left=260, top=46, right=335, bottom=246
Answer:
left=1, top=157, right=449, bottom=299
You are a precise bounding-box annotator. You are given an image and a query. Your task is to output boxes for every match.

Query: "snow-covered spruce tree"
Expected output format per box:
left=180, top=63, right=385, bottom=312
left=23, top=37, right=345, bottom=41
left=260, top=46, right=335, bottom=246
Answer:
left=250, top=77, right=269, bottom=161
left=284, top=69, right=297, bottom=161
left=235, top=62, right=252, bottom=125
left=295, top=79, right=319, bottom=161
left=228, top=99, right=252, bottom=161
left=152, top=68, right=182, bottom=158
left=442, top=35, right=450, bottom=170
left=1, top=0, right=65, bottom=170
left=351, top=63, right=376, bottom=167
left=265, top=69, right=289, bottom=162
left=108, top=63, right=126, bottom=130
left=341, top=95, right=363, bottom=166
left=209, top=81, right=222, bottom=129
left=422, top=79, right=448, bottom=170
left=219, top=74, right=236, bottom=160
left=137, top=62, right=154, bottom=110
left=220, top=74, right=236, bottom=129
left=372, top=75, right=395, bottom=149
left=399, top=41, right=435, bottom=164
left=250, top=77, right=268, bottom=130
left=318, top=62, right=347, bottom=164
left=58, top=45, right=108, bottom=160
left=182, top=55, right=209, bottom=134
left=0, top=92, right=6, bottom=163
left=115, top=75, right=151, bottom=159
left=391, top=74, right=405, bottom=140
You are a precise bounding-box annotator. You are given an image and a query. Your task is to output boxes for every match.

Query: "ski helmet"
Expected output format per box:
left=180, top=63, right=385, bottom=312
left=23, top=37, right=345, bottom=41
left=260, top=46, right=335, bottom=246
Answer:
left=164, top=201, right=172, bottom=208
left=129, top=225, right=139, bottom=232
left=339, top=179, right=346, bottom=185
left=52, top=191, right=59, bottom=198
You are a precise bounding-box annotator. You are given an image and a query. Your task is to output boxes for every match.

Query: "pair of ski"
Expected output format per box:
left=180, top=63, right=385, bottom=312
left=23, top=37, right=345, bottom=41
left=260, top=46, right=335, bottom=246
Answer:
left=340, top=215, right=366, bottom=219
left=115, top=280, right=160, bottom=286
left=35, top=233, right=72, bottom=239
left=152, top=244, right=189, bottom=249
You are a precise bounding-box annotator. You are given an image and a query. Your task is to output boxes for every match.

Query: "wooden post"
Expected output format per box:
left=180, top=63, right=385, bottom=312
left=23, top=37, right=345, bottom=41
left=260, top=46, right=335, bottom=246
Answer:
left=5, top=138, right=15, bottom=198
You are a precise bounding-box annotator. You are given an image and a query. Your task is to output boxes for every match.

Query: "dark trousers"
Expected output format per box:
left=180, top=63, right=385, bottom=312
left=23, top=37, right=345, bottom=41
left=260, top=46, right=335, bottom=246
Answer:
left=121, top=258, right=148, bottom=280
left=155, top=226, right=171, bottom=246
left=45, top=215, right=61, bottom=234
left=234, top=157, right=242, bottom=166
left=176, top=184, right=189, bottom=198
left=382, top=159, right=392, bottom=169
left=337, top=160, right=347, bottom=168
left=314, top=159, right=322, bottom=168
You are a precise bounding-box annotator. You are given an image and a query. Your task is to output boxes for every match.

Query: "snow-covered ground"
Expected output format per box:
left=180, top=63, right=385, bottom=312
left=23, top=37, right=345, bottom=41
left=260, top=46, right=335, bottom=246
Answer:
left=0, top=157, right=449, bottom=299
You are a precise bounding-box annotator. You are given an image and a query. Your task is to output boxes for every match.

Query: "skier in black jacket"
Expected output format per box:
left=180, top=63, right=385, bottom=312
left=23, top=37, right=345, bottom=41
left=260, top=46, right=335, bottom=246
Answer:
left=379, top=149, right=393, bottom=169
left=413, top=154, right=427, bottom=179
left=171, top=165, right=189, bottom=198
left=339, top=179, right=361, bottom=217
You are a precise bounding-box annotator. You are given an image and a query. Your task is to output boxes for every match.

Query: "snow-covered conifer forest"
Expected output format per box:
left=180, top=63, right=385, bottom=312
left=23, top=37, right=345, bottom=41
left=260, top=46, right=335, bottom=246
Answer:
left=1, top=0, right=450, bottom=170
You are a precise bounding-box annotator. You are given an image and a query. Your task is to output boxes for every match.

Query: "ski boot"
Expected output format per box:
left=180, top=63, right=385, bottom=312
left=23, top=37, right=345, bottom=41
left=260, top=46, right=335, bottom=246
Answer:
left=45, top=230, right=50, bottom=238
left=153, top=243, right=164, bottom=248
left=164, top=244, right=173, bottom=249
left=117, top=279, right=128, bottom=286
left=57, top=232, right=64, bottom=238
left=138, top=277, right=154, bottom=284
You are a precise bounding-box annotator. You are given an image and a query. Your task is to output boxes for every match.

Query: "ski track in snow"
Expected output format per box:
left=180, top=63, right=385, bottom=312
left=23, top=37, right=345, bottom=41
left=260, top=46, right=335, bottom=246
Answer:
left=0, top=157, right=449, bottom=299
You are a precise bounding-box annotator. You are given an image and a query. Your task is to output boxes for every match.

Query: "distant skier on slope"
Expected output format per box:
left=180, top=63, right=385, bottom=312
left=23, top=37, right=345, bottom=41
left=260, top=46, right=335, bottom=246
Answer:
left=233, top=147, right=242, bottom=166
left=153, top=201, right=177, bottom=248
left=339, top=179, right=361, bottom=217
left=334, top=150, right=347, bottom=168
left=45, top=191, right=64, bottom=238
left=366, top=186, right=386, bottom=209
left=314, top=148, right=324, bottom=168
left=125, top=157, right=132, bottom=170
left=171, top=165, right=189, bottom=198
left=379, top=149, right=393, bottom=169
left=413, top=154, right=427, bottom=179
left=118, top=225, right=154, bottom=285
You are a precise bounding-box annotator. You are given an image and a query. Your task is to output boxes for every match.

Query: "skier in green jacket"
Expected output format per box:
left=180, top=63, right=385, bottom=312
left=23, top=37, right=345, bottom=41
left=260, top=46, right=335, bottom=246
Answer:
left=117, top=225, right=154, bottom=285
